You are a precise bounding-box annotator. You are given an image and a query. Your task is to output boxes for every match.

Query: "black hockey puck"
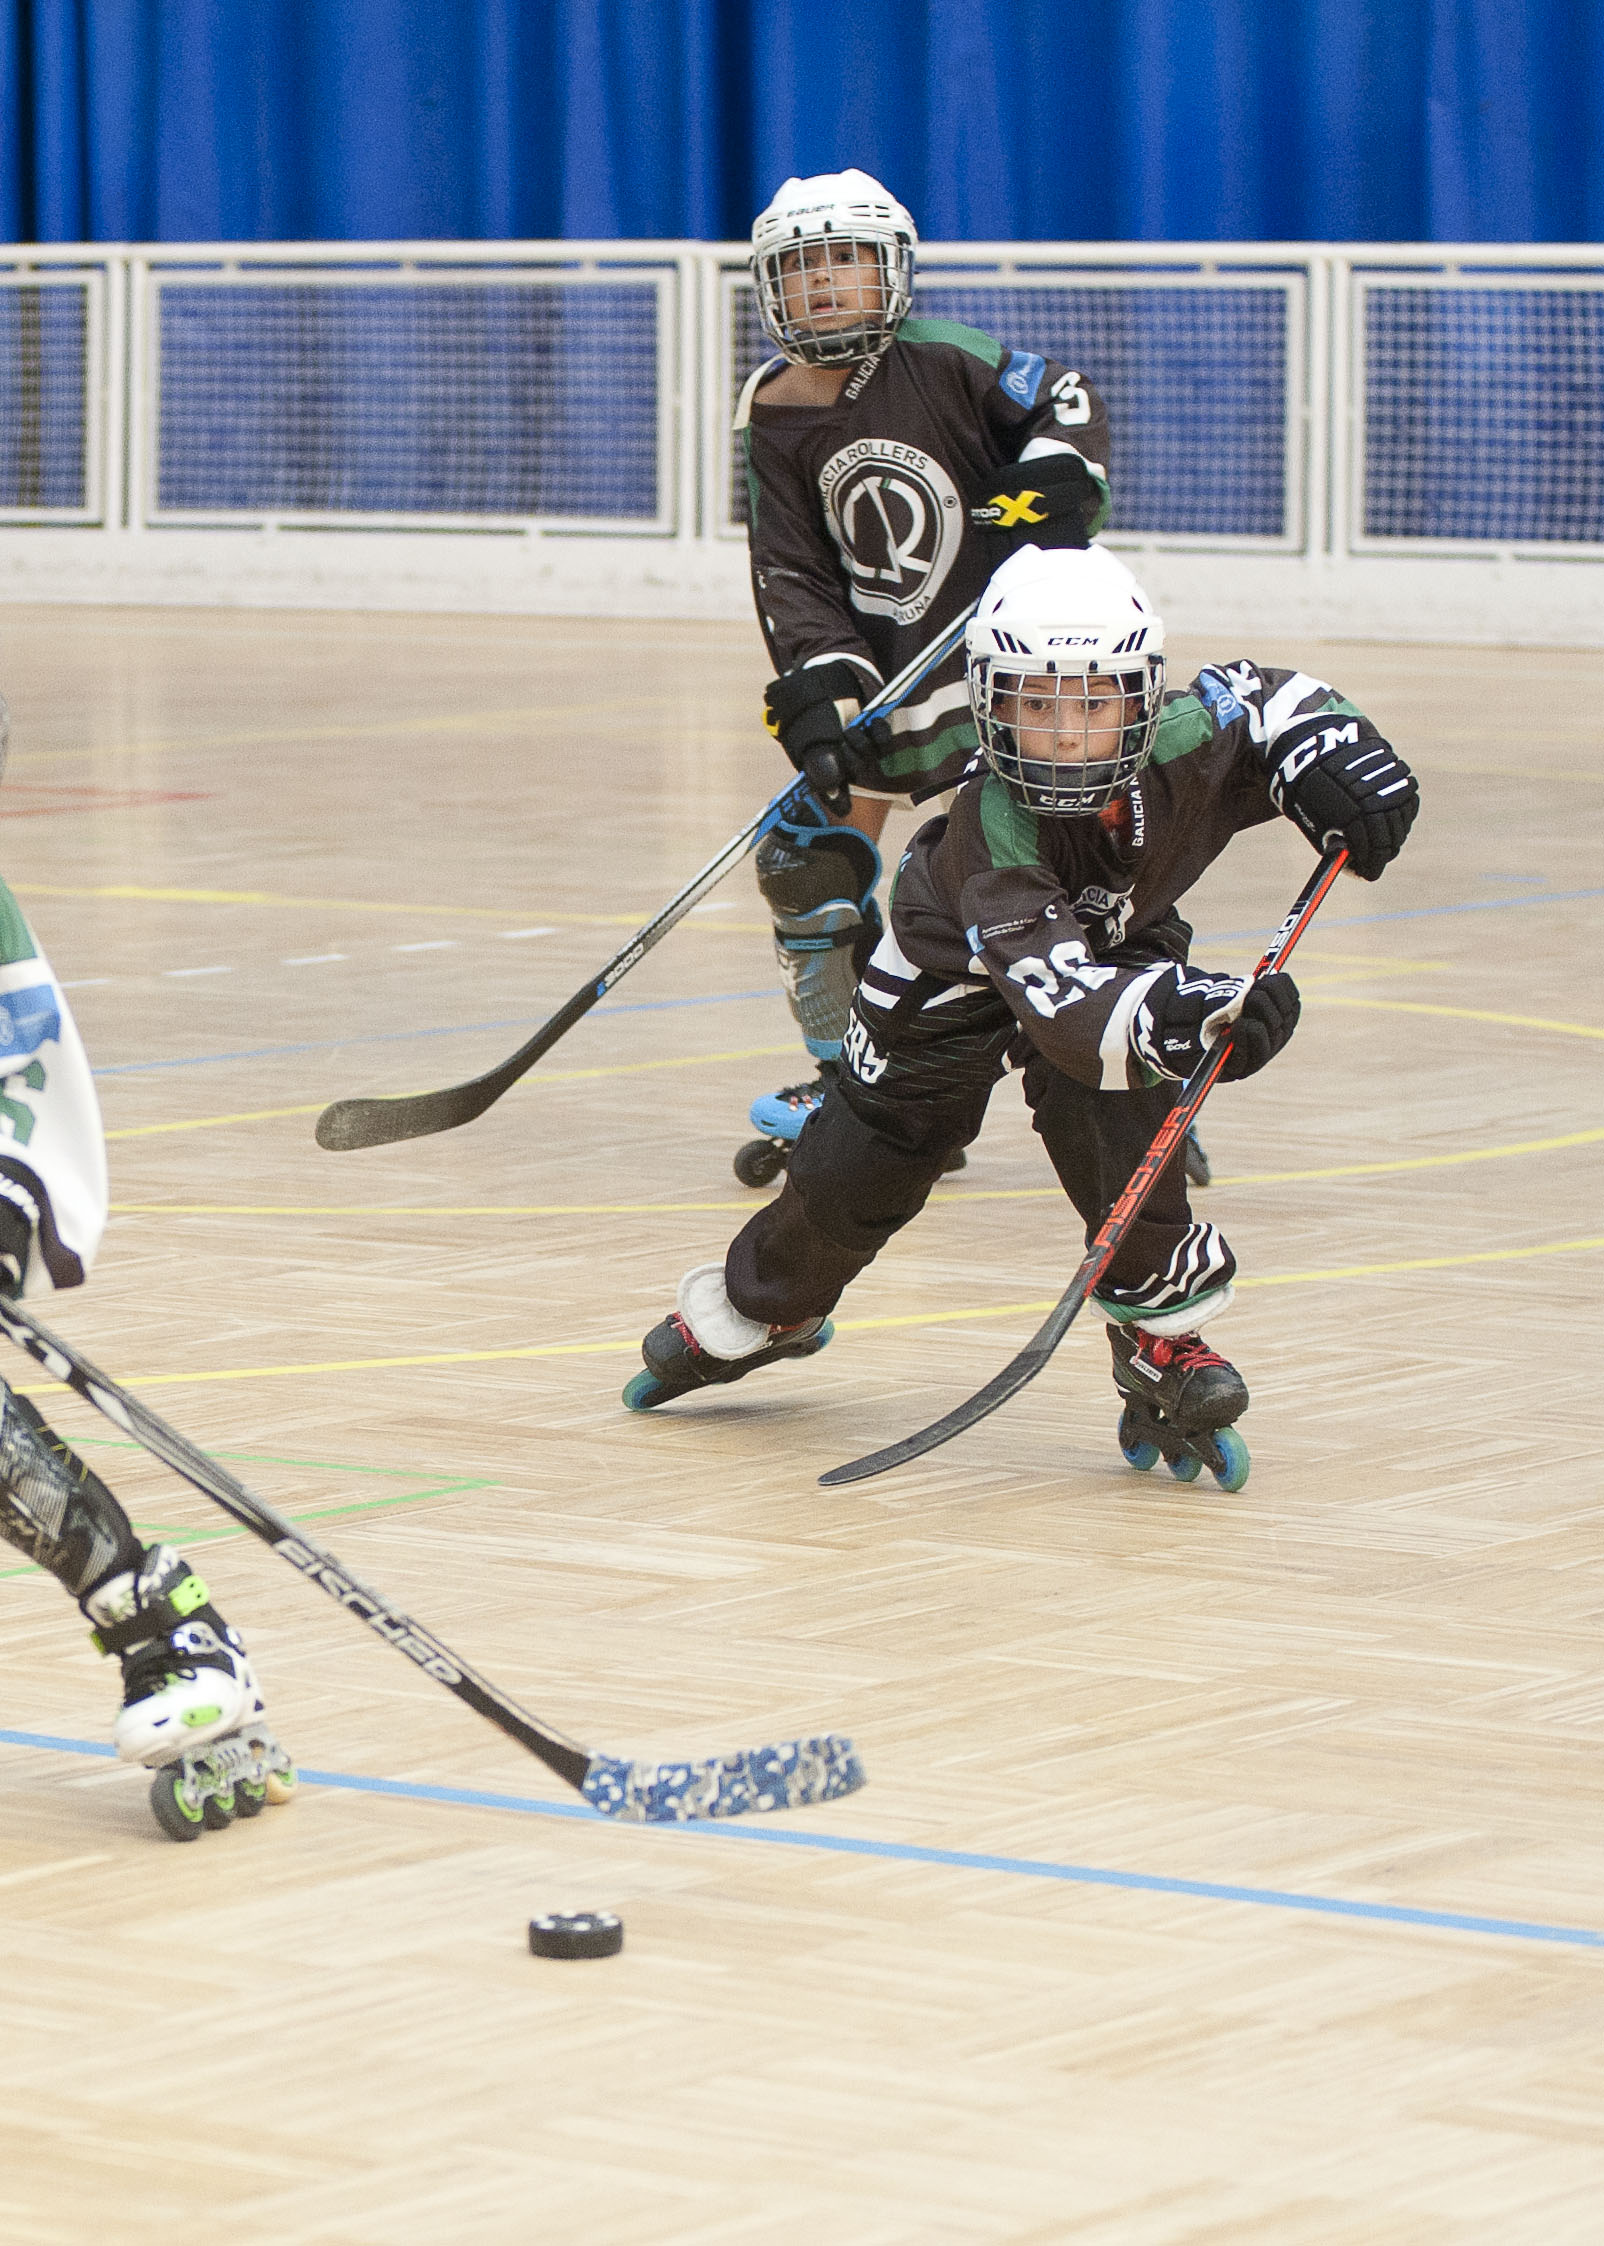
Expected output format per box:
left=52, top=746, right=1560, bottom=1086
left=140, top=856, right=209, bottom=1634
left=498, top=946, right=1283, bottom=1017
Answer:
left=528, top=1910, right=624, bottom=1960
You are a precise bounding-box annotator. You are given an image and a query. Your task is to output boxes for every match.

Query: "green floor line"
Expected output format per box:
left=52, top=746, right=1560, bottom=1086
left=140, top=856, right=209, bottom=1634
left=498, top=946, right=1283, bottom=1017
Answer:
left=0, top=1475, right=497, bottom=1579
left=31, top=1430, right=489, bottom=1481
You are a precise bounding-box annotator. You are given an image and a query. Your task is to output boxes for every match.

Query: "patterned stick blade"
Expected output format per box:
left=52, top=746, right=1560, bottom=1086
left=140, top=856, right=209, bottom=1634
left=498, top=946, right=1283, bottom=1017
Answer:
left=581, top=1732, right=865, bottom=1823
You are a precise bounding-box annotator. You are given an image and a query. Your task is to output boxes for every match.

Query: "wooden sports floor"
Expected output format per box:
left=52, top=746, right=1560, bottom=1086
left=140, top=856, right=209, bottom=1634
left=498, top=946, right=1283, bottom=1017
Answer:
left=0, top=604, right=1599, bottom=2244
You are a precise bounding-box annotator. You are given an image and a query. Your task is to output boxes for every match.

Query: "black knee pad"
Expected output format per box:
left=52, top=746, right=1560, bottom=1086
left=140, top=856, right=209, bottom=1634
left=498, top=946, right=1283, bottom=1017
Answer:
left=755, top=814, right=881, bottom=922
left=756, top=812, right=885, bottom=1059
left=0, top=1381, right=140, bottom=1600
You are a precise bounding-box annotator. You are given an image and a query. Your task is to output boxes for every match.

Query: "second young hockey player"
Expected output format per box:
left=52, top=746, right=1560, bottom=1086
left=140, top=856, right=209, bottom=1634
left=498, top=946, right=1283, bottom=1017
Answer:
left=735, top=167, right=1121, bottom=1184
left=625, top=544, right=1419, bottom=1486
left=0, top=743, right=293, bottom=1840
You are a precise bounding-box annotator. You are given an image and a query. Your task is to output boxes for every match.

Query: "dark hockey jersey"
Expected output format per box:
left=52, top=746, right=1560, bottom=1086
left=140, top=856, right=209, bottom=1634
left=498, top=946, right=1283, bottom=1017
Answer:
left=885, top=660, right=1369, bottom=1088
left=737, top=320, right=1111, bottom=800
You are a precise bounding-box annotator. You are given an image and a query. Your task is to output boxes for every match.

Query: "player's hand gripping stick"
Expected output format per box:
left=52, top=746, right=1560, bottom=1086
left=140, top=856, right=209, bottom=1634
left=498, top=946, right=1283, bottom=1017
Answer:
left=819, top=850, right=1349, bottom=1486
left=315, top=607, right=978, bottom=1153
left=0, top=1298, right=865, bottom=1822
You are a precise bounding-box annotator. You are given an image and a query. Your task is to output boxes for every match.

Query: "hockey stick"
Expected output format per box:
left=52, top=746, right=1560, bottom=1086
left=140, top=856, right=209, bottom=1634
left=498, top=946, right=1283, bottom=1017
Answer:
left=819, top=849, right=1349, bottom=1486
left=315, top=607, right=979, bottom=1152
left=0, top=1298, right=864, bottom=1822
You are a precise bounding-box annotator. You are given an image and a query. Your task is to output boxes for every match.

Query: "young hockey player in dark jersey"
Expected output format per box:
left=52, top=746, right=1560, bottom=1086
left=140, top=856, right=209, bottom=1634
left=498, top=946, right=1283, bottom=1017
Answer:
left=625, top=544, right=1420, bottom=1487
left=0, top=745, right=294, bottom=1838
left=734, top=168, right=1125, bottom=1184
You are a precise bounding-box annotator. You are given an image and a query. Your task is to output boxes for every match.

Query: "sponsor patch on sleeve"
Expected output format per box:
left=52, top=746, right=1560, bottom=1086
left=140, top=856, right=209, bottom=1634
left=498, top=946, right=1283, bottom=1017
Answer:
left=999, top=350, right=1047, bottom=408
left=1196, top=667, right=1248, bottom=729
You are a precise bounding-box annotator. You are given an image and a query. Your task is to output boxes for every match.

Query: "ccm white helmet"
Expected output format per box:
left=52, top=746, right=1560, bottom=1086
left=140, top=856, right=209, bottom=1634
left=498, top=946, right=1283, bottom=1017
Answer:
left=750, top=169, right=917, bottom=368
left=966, top=546, right=1166, bottom=815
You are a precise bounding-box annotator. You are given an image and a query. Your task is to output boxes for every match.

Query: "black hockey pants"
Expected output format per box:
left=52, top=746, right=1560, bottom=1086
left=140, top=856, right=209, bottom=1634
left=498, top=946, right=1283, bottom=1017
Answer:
left=725, top=974, right=1236, bottom=1332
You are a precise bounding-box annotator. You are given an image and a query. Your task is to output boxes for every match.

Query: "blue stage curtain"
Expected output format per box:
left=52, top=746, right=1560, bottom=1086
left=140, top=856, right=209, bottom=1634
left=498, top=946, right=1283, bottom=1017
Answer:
left=1, top=0, right=1601, bottom=244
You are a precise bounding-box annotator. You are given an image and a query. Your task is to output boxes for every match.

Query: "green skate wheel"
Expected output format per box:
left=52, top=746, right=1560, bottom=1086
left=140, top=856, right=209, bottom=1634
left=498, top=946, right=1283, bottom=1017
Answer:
left=1166, top=1451, right=1204, bottom=1484
left=264, top=1765, right=298, bottom=1806
left=1118, top=1405, right=1161, bottom=1473
left=233, top=1778, right=267, bottom=1817
left=622, top=1368, right=669, bottom=1412
left=1208, top=1426, right=1251, bottom=1494
left=202, top=1781, right=238, bottom=1830
left=149, top=1766, right=207, bottom=1843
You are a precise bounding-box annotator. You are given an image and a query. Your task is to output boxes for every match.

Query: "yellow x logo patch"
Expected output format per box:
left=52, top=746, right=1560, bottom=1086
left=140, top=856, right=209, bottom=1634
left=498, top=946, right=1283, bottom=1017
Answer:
left=990, top=488, right=1048, bottom=527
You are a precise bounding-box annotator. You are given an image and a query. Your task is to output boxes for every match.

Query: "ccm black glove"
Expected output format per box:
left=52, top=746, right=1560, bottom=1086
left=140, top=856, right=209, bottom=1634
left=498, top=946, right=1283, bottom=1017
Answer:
left=1132, top=967, right=1301, bottom=1085
left=763, top=660, right=882, bottom=815
left=1269, top=718, right=1419, bottom=881
left=968, top=452, right=1109, bottom=553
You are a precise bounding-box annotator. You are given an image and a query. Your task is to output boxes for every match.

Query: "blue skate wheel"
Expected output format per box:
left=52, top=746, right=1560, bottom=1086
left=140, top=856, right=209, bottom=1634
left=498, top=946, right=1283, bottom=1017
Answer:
left=1117, top=1405, right=1160, bottom=1473
left=622, top=1368, right=669, bottom=1412
left=1209, top=1426, right=1251, bottom=1494
left=1166, top=1451, right=1204, bottom=1483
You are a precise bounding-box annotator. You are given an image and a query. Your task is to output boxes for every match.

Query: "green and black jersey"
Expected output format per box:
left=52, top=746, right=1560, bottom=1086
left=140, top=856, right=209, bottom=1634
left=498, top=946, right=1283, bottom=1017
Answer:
left=885, top=661, right=1367, bottom=1088
left=736, top=322, right=1111, bottom=800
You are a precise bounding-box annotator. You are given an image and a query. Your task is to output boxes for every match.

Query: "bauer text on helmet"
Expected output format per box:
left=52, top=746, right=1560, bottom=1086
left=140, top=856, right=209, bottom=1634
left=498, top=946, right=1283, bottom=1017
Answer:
left=965, top=547, right=1167, bottom=816
left=751, top=171, right=917, bottom=368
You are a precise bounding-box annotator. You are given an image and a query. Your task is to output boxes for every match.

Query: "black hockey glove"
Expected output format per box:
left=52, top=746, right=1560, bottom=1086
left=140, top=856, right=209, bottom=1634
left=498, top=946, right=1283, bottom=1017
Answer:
left=1268, top=718, right=1419, bottom=881
left=1131, top=967, right=1301, bottom=1085
left=968, top=452, right=1109, bottom=553
left=763, top=661, right=882, bottom=815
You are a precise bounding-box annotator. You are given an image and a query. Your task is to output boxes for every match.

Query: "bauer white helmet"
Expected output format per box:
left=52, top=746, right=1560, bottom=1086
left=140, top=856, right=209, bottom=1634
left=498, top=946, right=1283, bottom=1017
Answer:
left=966, top=546, right=1166, bottom=815
left=750, top=169, right=917, bottom=368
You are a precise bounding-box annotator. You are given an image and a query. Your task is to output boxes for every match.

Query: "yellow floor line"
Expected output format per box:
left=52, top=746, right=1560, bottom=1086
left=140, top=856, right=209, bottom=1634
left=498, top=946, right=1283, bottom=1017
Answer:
left=104, top=1125, right=1604, bottom=1214
left=102, top=1043, right=801, bottom=1140
left=12, top=879, right=754, bottom=933
left=70, top=1233, right=1604, bottom=1391
left=1309, top=994, right=1604, bottom=1039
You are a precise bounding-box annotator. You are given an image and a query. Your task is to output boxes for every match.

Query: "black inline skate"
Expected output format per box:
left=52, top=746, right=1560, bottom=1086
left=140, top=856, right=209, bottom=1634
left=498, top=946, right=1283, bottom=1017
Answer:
left=624, top=1307, right=834, bottom=1410
left=1108, top=1324, right=1250, bottom=1493
left=1182, top=1125, right=1212, bottom=1188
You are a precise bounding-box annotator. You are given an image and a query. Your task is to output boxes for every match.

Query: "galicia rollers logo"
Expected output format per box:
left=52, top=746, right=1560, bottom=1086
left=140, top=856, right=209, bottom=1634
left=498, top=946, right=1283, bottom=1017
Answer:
left=818, top=440, right=964, bottom=626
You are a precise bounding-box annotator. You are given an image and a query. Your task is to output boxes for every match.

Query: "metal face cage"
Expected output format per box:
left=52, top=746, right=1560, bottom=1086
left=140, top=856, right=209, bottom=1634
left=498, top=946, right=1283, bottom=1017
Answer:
left=751, top=229, right=915, bottom=368
left=973, top=658, right=1166, bottom=814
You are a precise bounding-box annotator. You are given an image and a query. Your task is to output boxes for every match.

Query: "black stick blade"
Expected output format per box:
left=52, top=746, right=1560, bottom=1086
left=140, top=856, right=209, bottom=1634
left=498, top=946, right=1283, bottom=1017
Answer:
left=819, top=1331, right=1066, bottom=1485
left=315, top=1085, right=492, bottom=1150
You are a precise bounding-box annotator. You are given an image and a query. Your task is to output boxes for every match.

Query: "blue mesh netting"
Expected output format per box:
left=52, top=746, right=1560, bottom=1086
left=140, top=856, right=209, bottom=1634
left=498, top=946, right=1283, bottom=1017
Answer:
left=156, top=279, right=661, bottom=518
left=0, top=284, right=89, bottom=512
left=1364, top=286, right=1604, bottom=542
left=729, top=279, right=1290, bottom=539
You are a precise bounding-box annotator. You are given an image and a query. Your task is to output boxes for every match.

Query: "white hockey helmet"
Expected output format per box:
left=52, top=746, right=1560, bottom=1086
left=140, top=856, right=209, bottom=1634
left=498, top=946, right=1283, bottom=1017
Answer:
left=965, top=545, right=1166, bottom=815
left=750, top=169, right=917, bottom=368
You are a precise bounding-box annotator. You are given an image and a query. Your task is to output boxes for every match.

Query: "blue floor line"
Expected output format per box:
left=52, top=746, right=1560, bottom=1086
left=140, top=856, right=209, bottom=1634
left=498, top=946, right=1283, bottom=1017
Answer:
left=88, top=886, right=1604, bottom=1079
left=4, top=1726, right=1598, bottom=1952
left=91, top=988, right=777, bottom=1076
left=1205, top=882, right=1604, bottom=943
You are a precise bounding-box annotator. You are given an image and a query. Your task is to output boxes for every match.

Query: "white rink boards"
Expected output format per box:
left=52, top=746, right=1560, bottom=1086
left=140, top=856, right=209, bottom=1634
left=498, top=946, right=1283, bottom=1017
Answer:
left=0, top=605, right=1600, bottom=2243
